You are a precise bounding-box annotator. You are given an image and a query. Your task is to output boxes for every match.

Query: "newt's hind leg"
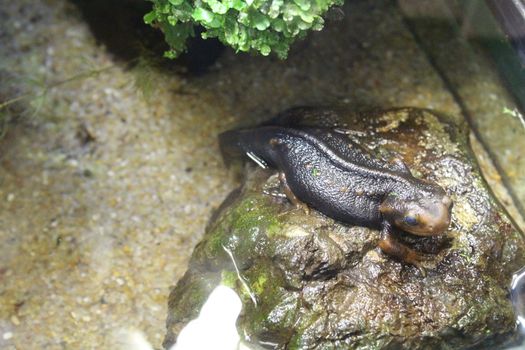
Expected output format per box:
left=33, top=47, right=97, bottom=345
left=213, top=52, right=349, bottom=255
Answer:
left=279, top=172, right=310, bottom=214
left=378, top=223, right=436, bottom=274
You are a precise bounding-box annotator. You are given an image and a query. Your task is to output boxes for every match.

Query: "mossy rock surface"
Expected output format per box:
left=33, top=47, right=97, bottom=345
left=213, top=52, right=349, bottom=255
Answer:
left=164, top=107, right=525, bottom=349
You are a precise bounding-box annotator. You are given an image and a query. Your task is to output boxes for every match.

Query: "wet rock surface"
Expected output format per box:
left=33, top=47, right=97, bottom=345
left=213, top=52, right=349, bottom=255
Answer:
left=165, top=108, right=525, bottom=349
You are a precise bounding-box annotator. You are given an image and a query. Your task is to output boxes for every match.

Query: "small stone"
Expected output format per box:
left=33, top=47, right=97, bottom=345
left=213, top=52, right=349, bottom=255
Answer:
left=3, top=332, right=13, bottom=340
left=10, top=315, right=20, bottom=326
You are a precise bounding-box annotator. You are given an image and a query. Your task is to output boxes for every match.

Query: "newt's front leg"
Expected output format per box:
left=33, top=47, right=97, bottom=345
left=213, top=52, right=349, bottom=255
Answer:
left=279, top=172, right=310, bottom=214
left=378, top=222, right=435, bottom=273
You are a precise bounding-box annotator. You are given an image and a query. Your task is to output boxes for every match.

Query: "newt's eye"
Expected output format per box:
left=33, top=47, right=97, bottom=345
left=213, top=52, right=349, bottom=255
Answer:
left=404, top=215, right=418, bottom=226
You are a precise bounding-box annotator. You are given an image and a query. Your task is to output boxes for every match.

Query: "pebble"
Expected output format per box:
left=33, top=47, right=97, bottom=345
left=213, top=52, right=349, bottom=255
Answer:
left=11, top=315, right=20, bottom=326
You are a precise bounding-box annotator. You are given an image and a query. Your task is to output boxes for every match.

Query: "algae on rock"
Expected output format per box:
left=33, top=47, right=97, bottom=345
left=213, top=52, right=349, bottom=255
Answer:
left=164, top=108, right=525, bottom=349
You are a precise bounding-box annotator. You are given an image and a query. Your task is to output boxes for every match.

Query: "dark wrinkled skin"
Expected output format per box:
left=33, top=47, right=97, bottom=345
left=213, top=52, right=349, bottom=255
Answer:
left=219, top=124, right=453, bottom=265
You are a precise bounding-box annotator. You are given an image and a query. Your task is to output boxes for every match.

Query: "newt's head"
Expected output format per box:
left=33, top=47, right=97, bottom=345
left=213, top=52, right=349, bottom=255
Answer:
left=380, top=182, right=452, bottom=236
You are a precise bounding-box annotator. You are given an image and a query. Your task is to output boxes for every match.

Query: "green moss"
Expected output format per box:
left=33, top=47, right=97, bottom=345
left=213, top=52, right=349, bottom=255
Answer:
left=221, top=270, right=238, bottom=288
left=251, top=272, right=268, bottom=295
left=195, top=193, right=281, bottom=265
left=238, top=259, right=301, bottom=342
left=144, top=0, right=344, bottom=58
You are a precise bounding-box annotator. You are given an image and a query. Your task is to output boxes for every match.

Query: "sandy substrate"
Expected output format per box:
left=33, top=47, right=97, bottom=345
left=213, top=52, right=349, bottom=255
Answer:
left=0, top=0, right=523, bottom=349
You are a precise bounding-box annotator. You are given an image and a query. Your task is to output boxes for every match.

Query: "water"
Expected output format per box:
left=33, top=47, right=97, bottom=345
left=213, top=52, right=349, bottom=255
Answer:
left=510, top=267, right=525, bottom=349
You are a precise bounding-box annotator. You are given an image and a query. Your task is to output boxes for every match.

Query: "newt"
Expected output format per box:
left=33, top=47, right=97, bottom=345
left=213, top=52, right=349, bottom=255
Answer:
left=219, top=120, right=452, bottom=267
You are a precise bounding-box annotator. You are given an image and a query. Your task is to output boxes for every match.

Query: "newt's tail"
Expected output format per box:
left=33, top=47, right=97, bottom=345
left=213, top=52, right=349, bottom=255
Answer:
left=218, top=129, right=245, bottom=168
left=218, top=128, right=278, bottom=169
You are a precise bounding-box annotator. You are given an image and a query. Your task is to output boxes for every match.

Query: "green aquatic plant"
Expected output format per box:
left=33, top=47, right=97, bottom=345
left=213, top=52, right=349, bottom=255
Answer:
left=0, top=62, right=124, bottom=138
left=144, top=0, right=344, bottom=59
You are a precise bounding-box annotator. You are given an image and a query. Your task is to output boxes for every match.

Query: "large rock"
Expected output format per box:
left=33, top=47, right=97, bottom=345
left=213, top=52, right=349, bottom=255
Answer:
left=164, top=107, right=525, bottom=349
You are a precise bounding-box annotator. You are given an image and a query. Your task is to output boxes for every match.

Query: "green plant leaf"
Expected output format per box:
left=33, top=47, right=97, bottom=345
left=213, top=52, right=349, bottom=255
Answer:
left=252, top=12, right=271, bottom=30
left=143, top=11, right=157, bottom=24
left=145, top=0, right=340, bottom=58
